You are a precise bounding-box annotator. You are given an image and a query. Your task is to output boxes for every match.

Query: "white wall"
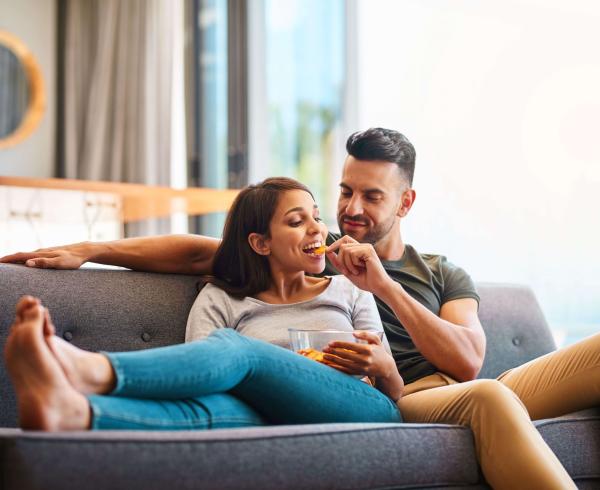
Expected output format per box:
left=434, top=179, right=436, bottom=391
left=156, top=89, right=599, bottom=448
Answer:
left=357, top=0, right=600, bottom=343
left=0, top=0, right=56, bottom=177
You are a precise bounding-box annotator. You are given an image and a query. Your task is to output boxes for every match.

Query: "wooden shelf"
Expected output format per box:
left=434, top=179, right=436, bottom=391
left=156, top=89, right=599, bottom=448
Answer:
left=0, top=176, right=239, bottom=222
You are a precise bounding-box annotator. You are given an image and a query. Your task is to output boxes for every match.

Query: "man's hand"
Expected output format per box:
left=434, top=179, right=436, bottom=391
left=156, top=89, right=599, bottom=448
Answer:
left=326, top=236, right=393, bottom=296
left=0, top=235, right=220, bottom=274
left=0, top=243, right=90, bottom=269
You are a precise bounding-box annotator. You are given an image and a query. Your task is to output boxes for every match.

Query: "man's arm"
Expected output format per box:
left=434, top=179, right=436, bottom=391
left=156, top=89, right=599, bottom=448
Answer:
left=327, top=237, right=486, bottom=382
left=376, top=283, right=485, bottom=382
left=0, top=234, right=221, bottom=275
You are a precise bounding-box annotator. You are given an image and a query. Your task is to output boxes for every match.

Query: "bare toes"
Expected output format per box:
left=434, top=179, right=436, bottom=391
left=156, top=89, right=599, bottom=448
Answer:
left=43, top=309, right=56, bottom=336
left=15, top=296, right=40, bottom=321
left=21, top=303, right=44, bottom=323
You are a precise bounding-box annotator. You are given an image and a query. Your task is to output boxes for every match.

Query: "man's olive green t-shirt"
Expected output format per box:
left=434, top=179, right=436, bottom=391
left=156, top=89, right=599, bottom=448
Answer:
left=324, top=232, right=480, bottom=384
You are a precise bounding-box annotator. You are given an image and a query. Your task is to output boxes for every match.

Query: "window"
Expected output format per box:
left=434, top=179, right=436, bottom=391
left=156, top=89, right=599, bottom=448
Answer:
left=189, top=0, right=230, bottom=237
left=190, top=0, right=352, bottom=235
left=250, top=0, right=348, bottom=227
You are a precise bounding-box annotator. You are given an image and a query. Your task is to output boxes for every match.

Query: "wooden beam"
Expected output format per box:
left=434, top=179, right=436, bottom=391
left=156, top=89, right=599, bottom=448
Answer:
left=0, top=176, right=239, bottom=222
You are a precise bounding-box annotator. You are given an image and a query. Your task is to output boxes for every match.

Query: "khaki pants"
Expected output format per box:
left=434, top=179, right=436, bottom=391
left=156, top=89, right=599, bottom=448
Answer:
left=398, top=332, right=600, bottom=490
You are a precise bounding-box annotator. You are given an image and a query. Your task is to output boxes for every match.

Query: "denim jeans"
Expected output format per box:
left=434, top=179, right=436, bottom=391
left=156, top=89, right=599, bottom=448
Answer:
left=88, top=329, right=402, bottom=430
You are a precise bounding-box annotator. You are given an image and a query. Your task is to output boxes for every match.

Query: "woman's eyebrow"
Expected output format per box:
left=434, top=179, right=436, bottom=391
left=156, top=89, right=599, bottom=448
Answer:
left=284, top=204, right=318, bottom=216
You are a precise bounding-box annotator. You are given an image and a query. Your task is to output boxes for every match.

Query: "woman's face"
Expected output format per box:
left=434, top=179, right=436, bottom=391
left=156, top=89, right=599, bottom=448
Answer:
left=264, top=189, right=328, bottom=275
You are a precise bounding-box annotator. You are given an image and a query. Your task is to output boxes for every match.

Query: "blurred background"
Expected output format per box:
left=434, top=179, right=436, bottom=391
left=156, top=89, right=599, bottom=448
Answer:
left=0, top=0, right=598, bottom=346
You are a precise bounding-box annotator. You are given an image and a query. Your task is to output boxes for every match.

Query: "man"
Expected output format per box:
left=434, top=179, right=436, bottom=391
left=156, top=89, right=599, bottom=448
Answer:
left=3, top=128, right=597, bottom=489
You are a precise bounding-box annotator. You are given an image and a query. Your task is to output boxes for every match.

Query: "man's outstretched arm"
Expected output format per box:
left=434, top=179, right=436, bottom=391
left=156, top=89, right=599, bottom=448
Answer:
left=0, top=234, right=221, bottom=275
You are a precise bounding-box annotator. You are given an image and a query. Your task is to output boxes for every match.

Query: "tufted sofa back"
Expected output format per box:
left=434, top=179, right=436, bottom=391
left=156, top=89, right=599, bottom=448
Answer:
left=0, top=264, right=556, bottom=427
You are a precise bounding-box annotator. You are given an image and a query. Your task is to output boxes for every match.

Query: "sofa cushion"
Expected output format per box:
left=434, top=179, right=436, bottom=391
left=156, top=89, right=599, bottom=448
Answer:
left=0, top=423, right=484, bottom=490
left=534, top=410, right=600, bottom=484
left=476, top=283, right=556, bottom=379
left=2, top=414, right=597, bottom=490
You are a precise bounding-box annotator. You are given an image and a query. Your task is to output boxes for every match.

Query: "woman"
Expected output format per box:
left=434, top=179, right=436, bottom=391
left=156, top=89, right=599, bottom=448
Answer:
left=5, top=177, right=404, bottom=431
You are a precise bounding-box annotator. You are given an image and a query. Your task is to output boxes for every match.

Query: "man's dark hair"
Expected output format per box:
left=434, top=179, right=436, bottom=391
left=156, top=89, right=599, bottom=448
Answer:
left=346, top=128, right=416, bottom=185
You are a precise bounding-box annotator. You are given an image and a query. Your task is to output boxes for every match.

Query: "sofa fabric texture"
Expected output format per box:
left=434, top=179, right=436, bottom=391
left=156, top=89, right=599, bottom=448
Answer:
left=0, top=263, right=598, bottom=489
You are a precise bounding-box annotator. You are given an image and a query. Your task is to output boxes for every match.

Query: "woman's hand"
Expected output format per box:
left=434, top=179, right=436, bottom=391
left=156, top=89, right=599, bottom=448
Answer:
left=326, top=236, right=393, bottom=297
left=322, top=330, right=404, bottom=401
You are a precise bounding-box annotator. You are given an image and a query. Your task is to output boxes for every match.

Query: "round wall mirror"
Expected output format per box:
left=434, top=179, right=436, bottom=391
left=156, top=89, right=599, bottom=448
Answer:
left=0, top=30, right=45, bottom=150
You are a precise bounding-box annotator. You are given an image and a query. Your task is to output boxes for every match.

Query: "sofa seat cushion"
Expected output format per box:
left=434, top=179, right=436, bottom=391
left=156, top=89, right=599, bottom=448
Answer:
left=534, top=411, right=600, bottom=487
left=0, top=423, right=484, bottom=490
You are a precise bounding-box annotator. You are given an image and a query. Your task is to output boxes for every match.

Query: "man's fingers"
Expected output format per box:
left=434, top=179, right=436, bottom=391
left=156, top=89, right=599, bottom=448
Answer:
left=1, top=251, right=57, bottom=264
left=325, top=240, right=341, bottom=254
left=351, top=253, right=366, bottom=269
left=341, top=251, right=360, bottom=275
left=327, top=252, right=351, bottom=276
left=25, top=258, right=43, bottom=268
left=326, top=235, right=358, bottom=253
left=0, top=252, right=37, bottom=263
left=26, top=257, right=60, bottom=269
left=340, top=244, right=372, bottom=276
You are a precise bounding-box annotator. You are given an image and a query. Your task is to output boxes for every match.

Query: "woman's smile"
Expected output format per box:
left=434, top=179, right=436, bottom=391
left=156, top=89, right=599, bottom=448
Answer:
left=301, top=240, right=326, bottom=258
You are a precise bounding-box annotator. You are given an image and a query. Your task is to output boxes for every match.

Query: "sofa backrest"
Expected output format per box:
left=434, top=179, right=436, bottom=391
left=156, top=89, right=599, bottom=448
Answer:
left=0, top=264, right=201, bottom=427
left=0, top=264, right=556, bottom=427
left=476, top=282, right=556, bottom=378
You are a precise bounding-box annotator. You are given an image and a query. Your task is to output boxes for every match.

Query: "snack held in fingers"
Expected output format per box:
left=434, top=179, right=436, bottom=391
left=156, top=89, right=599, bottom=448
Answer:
left=302, top=241, right=326, bottom=256
left=313, top=245, right=327, bottom=255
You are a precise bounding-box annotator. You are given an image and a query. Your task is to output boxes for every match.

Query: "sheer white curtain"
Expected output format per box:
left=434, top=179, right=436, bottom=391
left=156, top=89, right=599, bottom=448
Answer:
left=62, top=0, right=178, bottom=234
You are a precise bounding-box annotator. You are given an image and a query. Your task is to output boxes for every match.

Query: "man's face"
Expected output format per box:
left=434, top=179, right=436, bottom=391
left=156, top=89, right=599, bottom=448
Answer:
left=336, top=156, right=408, bottom=245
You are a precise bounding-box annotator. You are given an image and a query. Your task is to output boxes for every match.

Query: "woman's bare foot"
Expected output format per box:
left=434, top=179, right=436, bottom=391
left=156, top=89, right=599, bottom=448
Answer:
left=46, top=332, right=116, bottom=395
left=4, top=296, right=91, bottom=431
left=42, top=307, right=115, bottom=394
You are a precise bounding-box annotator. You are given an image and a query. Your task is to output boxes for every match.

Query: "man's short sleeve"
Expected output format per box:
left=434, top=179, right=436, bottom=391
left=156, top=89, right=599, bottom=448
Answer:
left=441, top=258, right=480, bottom=307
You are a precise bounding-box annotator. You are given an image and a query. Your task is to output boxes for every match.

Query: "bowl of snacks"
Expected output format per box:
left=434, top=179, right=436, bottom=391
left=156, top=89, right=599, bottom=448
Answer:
left=288, top=329, right=383, bottom=365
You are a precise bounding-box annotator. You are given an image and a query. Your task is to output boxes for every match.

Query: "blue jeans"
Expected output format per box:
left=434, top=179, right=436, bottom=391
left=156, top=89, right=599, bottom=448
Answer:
left=88, top=329, right=403, bottom=430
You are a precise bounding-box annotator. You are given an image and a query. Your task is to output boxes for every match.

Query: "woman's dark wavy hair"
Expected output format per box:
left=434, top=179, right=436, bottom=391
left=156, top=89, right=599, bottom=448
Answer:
left=209, top=177, right=314, bottom=298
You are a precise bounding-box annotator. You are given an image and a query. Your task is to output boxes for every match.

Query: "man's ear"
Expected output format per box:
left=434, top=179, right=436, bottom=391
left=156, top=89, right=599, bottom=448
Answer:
left=248, top=233, right=271, bottom=256
left=397, top=189, right=416, bottom=218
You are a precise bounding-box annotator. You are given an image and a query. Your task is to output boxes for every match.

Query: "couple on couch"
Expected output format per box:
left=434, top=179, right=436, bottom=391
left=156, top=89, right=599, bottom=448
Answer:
left=3, top=128, right=598, bottom=490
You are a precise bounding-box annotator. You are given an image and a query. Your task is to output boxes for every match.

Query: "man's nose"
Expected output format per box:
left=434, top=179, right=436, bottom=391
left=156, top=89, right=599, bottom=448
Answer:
left=345, top=195, right=363, bottom=216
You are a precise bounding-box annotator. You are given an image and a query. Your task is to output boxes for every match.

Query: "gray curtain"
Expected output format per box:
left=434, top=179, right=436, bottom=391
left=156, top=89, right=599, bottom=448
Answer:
left=61, top=0, right=176, bottom=235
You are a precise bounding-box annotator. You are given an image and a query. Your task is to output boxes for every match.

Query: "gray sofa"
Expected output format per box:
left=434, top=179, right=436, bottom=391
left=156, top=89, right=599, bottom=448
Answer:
left=0, top=262, right=598, bottom=490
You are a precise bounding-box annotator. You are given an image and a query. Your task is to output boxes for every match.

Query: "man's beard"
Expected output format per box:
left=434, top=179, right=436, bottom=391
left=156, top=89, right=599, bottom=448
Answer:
left=337, top=214, right=396, bottom=246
